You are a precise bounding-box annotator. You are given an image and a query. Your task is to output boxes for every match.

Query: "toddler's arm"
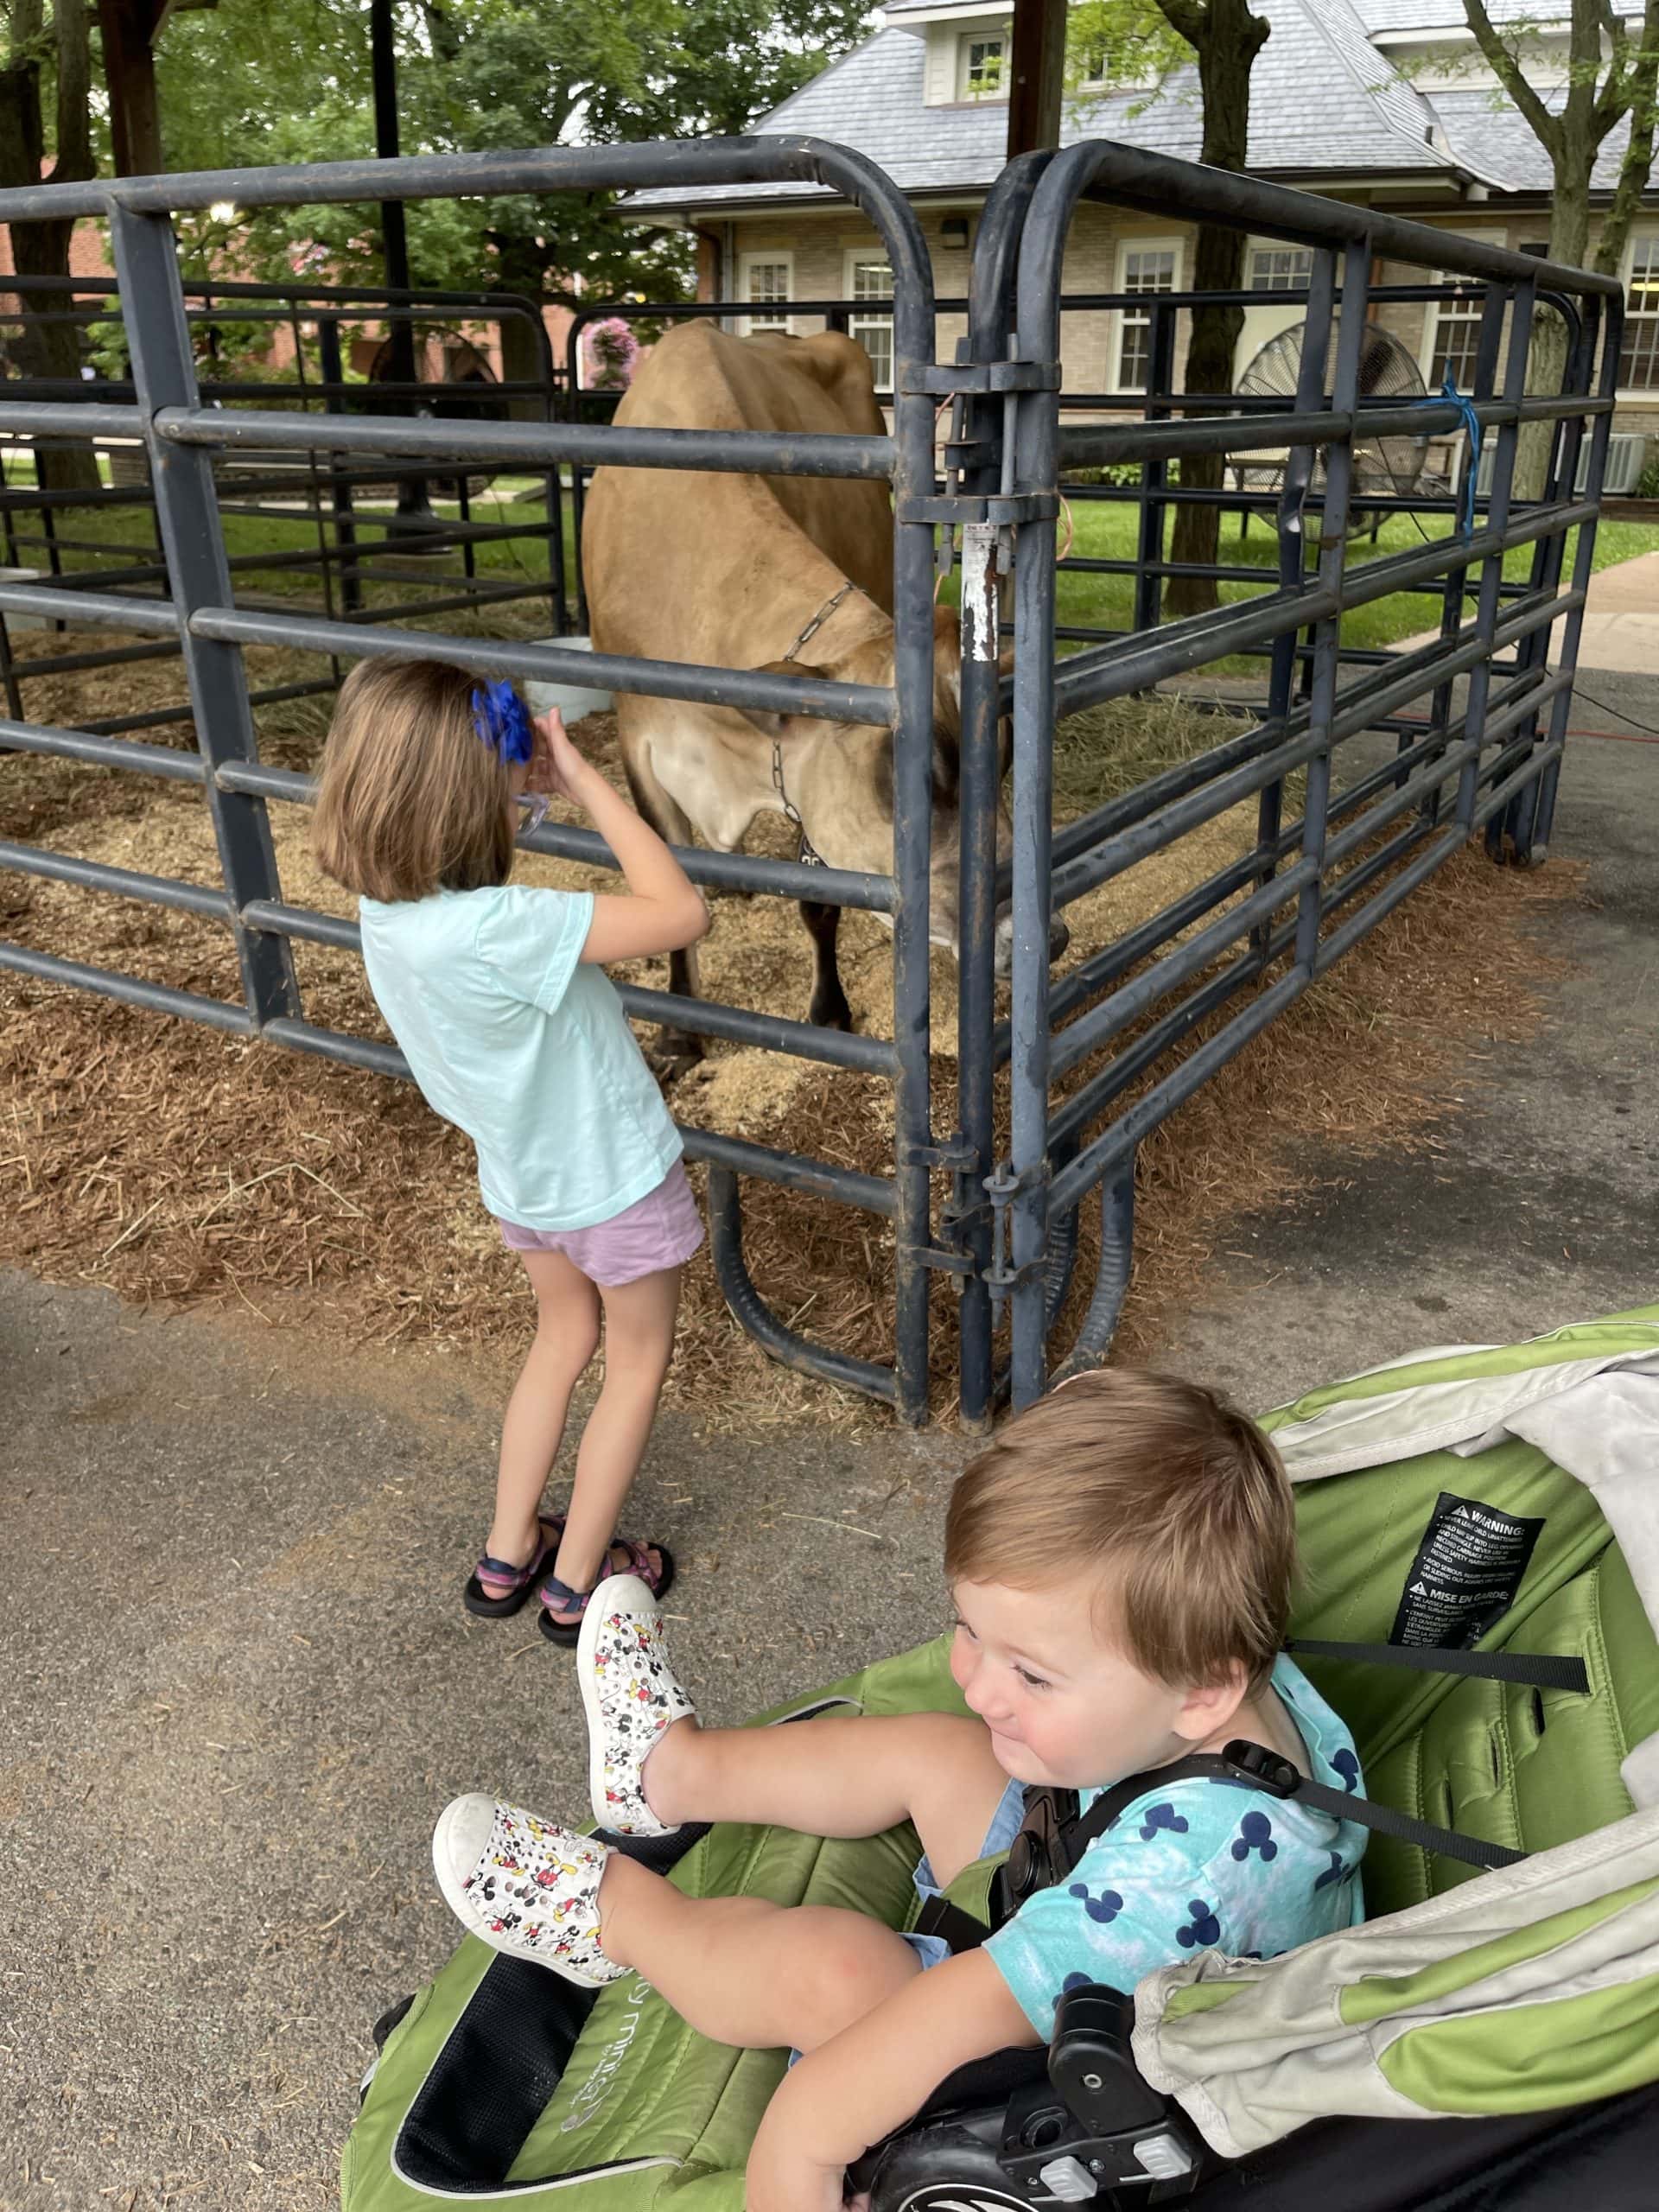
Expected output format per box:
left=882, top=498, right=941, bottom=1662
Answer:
left=535, top=709, right=709, bottom=963
left=744, top=1949, right=1037, bottom=2212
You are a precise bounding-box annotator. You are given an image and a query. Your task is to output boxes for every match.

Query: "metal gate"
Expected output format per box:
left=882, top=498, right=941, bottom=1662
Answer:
left=947, top=144, right=1620, bottom=1412
left=0, top=136, right=1620, bottom=1427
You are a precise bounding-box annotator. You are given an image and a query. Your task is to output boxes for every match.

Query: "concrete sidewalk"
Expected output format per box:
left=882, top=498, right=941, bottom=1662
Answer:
left=1395, top=545, right=1659, bottom=675
left=3, top=706, right=1656, bottom=2211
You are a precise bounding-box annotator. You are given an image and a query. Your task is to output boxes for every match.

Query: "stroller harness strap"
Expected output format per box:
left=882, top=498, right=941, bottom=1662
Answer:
left=1287, top=1638, right=1590, bottom=1692
left=918, top=1635, right=1580, bottom=1956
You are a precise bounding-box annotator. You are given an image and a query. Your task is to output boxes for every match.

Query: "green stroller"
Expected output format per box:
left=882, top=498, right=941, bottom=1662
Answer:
left=343, top=1306, right=1659, bottom=2208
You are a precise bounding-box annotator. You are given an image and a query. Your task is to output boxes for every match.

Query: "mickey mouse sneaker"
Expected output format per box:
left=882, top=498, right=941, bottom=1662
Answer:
left=432, top=1796, right=626, bottom=1986
left=576, top=1573, right=698, bottom=1838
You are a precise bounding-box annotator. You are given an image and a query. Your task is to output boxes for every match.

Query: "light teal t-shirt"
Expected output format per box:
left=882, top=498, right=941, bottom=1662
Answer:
left=359, top=883, right=682, bottom=1231
left=983, top=1658, right=1367, bottom=2037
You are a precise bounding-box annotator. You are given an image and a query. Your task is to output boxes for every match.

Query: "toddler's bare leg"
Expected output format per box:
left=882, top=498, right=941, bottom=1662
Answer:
left=646, top=1712, right=1011, bottom=1893
left=599, top=1852, right=922, bottom=2053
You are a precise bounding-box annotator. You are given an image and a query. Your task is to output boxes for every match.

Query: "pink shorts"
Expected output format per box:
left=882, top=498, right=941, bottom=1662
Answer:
left=496, top=1160, right=704, bottom=1287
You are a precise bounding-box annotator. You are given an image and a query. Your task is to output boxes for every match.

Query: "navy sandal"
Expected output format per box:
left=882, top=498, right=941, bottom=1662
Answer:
left=462, top=1516, right=565, bottom=1619
left=537, top=1538, right=676, bottom=1648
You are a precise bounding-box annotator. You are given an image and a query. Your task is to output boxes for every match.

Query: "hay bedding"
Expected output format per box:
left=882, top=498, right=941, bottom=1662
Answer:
left=0, top=639, right=1581, bottom=1427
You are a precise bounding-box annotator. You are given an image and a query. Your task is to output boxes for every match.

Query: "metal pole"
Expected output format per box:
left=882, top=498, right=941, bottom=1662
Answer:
left=107, top=205, right=302, bottom=1028
left=1292, top=240, right=1370, bottom=979
left=317, top=316, right=364, bottom=615
left=371, top=0, right=438, bottom=541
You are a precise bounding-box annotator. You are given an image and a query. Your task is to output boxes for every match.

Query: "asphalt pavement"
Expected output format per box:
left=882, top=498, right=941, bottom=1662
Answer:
left=2, top=677, right=1655, bottom=2212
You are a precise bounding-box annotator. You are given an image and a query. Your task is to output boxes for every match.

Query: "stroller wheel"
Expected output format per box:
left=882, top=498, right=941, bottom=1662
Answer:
left=866, top=2122, right=1033, bottom=2212
left=371, top=1994, right=415, bottom=2052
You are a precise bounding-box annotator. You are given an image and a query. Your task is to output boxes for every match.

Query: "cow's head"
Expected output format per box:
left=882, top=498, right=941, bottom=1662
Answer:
left=743, top=607, right=1069, bottom=977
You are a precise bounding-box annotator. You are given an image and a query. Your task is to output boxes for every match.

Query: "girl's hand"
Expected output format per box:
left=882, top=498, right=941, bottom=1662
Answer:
left=531, top=709, right=593, bottom=803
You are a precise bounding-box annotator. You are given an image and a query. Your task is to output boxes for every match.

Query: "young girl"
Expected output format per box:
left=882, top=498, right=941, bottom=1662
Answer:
left=313, top=656, right=709, bottom=1643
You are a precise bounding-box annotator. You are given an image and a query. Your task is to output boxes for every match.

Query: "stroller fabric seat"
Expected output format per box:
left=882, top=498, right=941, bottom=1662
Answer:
left=343, top=1306, right=1659, bottom=2208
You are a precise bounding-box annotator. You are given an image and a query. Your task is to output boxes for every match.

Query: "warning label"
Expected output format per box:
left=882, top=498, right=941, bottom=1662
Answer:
left=1389, top=1491, right=1545, bottom=1649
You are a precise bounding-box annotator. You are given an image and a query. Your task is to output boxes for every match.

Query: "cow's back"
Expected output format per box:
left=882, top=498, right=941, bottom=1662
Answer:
left=583, top=325, right=895, bottom=665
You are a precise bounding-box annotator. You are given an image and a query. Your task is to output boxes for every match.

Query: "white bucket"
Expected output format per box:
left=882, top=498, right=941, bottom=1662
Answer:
left=0, top=567, right=48, bottom=632
left=522, top=637, right=613, bottom=725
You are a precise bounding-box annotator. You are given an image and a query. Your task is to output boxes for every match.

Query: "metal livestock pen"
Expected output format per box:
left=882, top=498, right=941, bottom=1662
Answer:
left=0, top=271, right=569, bottom=720
left=0, top=136, right=1619, bottom=1427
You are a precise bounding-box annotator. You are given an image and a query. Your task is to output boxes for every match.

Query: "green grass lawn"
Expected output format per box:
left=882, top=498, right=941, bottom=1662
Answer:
left=10, top=467, right=1658, bottom=664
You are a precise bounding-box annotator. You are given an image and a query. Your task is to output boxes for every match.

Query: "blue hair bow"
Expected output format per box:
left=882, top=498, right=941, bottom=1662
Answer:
left=470, top=677, right=534, bottom=766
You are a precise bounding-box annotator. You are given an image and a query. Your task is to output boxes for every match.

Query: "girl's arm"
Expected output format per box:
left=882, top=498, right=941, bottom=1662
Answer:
left=536, top=710, right=709, bottom=964
left=744, top=1949, right=1039, bottom=2212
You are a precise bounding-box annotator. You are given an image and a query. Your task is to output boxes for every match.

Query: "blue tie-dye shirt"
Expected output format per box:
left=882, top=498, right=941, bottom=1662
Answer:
left=983, top=1657, right=1367, bottom=2037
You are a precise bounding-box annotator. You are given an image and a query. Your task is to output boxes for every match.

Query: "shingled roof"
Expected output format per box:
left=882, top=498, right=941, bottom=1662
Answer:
left=625, top=0, right=1634, bottom=213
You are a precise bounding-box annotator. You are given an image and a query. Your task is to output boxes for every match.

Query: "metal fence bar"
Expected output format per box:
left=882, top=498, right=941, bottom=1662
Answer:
left=0, top=718, right=207, bottom=780
left=209, top=756, right=897, bottom=913
left=186, top=607, right=897, bottom=729
left=0, top=940, right=256, bottom=1032
left=0, top=838, right=233, bottom=918
left=154, top=403, right=897, bottom=483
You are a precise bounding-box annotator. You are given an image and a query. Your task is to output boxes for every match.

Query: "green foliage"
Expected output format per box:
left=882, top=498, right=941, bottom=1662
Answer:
left=149, top=0, right=876, bottom=308
left=1065, top=0, right=1196, bottom=115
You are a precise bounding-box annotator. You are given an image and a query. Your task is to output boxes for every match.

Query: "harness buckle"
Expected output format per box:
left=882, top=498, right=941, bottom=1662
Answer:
left=1218, top=1739, right=1300, bottom=1797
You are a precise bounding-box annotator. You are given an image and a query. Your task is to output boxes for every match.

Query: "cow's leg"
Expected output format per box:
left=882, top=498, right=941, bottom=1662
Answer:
left=620, top=744, right=707, bottom=1083
left=800, top=899, right=853, bottom=1033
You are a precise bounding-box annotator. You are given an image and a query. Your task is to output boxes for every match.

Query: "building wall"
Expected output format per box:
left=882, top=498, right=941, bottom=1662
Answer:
left=707, top=200, right=1658, bottom=462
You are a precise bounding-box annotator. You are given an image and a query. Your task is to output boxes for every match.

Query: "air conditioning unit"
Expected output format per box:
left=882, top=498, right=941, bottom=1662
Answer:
left=1474, top=431, right=1648, bottom=498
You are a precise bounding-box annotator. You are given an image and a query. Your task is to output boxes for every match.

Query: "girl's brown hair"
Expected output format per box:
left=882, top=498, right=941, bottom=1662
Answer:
left=944, top=1369, right=1296, bottom=1693
left=311, top=657, right=516, bottom=902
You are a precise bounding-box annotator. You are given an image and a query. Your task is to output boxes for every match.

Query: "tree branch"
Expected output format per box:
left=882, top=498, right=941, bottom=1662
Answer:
left=1153, top=0, right=1207, bottom=47
left=1460, top=0, right=1561, bottom=154
left=1595, top=0, right=1659, bottom=270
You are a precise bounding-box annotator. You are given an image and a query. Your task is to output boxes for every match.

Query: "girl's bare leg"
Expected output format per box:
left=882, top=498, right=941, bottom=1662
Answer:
left=599, top=1853, right=922, bottom=2053
left=482, top=1248, right=601, bottom=1582
left=544, top=1262, right=680, bottom=1620
left=645, top=1711, right=1012, bottom=1893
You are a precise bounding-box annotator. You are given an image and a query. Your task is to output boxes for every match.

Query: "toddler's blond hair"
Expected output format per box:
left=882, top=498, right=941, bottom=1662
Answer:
left=944, top=1369, right=1295, bottom=1693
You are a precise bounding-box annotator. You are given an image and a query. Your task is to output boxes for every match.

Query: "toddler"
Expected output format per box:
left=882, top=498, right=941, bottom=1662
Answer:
left=429, top=1370, right=1367, bottom=2209
left=314, top=658, right=709, bottom=1641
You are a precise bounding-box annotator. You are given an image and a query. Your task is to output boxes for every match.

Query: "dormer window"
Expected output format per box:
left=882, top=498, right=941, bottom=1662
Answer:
left=959, top=31, right=1007, bottom=99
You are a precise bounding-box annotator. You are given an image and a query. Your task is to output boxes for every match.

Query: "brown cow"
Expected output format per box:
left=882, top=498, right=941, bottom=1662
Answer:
left=582, top=321, right=1063, bottom=1069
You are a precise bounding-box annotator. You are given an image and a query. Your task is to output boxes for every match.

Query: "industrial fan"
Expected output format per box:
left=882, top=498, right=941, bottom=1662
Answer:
left=1234, top=318, right=1433, bottom=523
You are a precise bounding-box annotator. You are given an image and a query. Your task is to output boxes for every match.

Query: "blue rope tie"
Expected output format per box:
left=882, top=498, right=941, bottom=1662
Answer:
left=1440, top=372, right=1484, bottom=536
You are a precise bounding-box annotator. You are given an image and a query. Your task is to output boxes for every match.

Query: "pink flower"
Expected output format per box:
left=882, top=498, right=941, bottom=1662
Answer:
left=583, top=317, right=639, bottom=392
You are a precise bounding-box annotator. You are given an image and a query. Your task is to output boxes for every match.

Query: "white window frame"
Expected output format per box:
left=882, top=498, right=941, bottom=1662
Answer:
left=1418, top=234, right=1506, bottom=390
left=844, top=250, right=895, bottom=396
left=737, top=251, right=794, bottom=338
left=957, top=29, right=1008, bottom=101
left=1618, top=230, right=1659, bottom=395
left=1112, top=238, right=1183, bottom=396
left=1247, top=242, right=1315, bottom=295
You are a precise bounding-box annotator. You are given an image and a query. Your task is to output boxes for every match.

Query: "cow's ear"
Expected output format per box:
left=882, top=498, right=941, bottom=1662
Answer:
left=737, top=658, right=831, bottom=741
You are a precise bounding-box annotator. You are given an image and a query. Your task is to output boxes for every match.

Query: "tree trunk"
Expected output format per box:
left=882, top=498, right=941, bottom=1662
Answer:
left=1515, top=151, right=1593, bottom=499
left=491, top=237, right=554, bottom=423
left=1162, top=0, right=1268, bottom=621
left=0, top=2, right=100, bottom=496
left=98, top=0, right=166, bottom=177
